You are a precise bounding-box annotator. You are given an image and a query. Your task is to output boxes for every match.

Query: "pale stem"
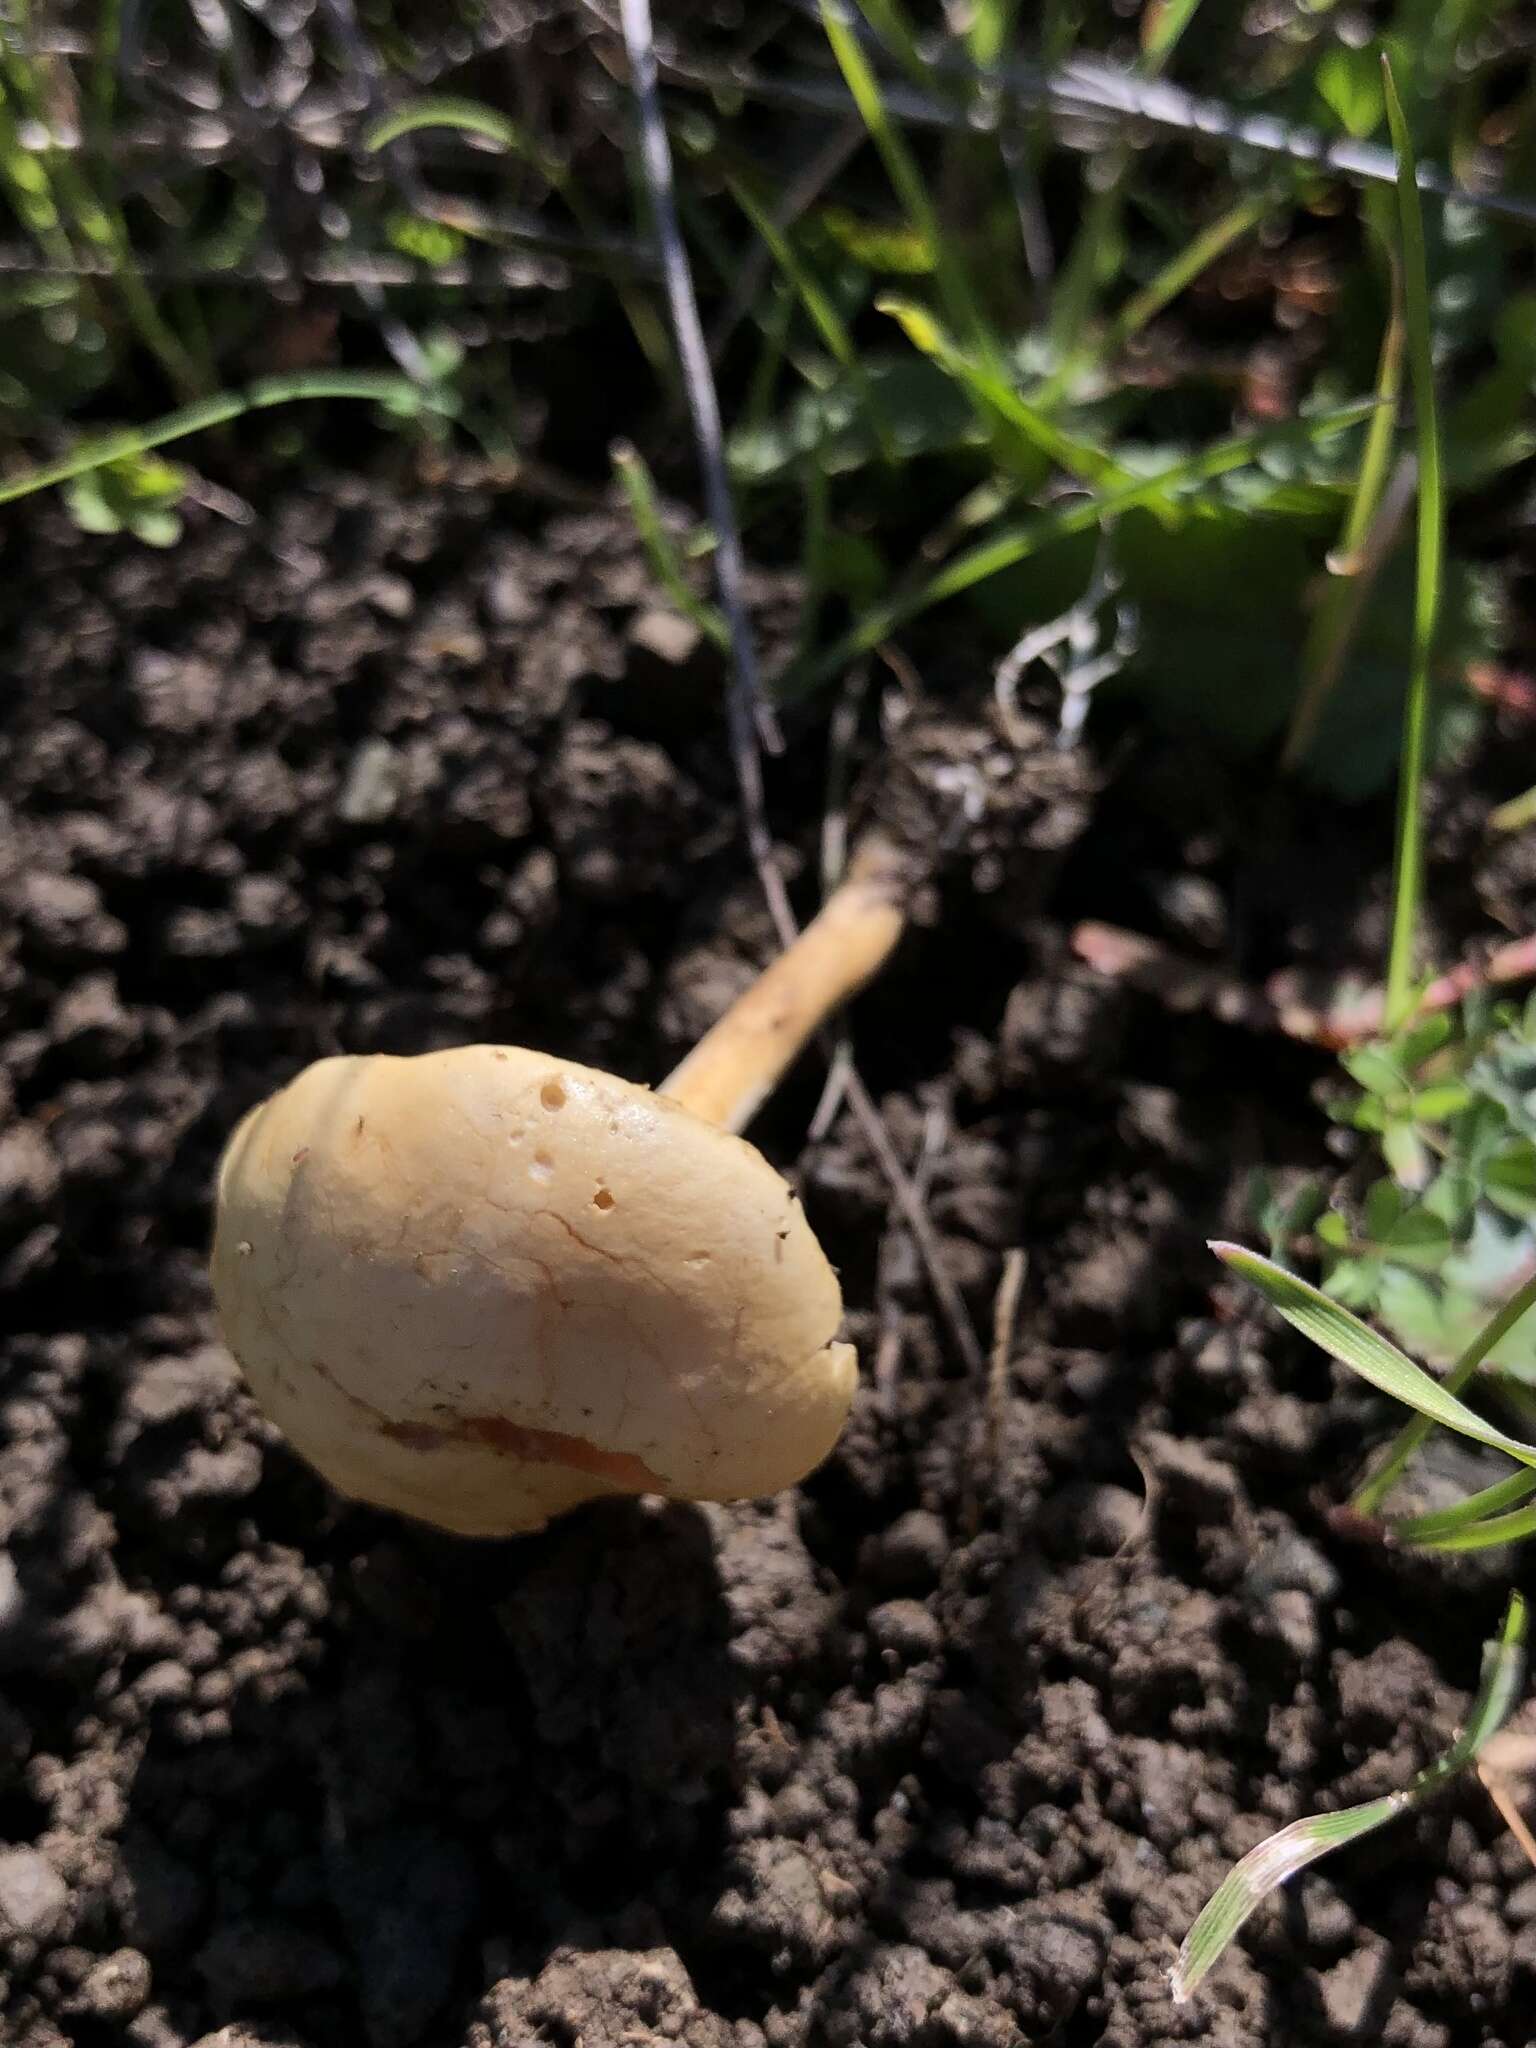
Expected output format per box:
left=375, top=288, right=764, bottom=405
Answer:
left=661, top=841, right=905, bottom=1134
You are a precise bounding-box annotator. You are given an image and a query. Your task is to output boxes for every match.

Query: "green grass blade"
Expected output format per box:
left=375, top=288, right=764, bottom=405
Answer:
left=1381, top=58, right=1445, bottom=1033
left=1039, top=0, right=1207, bottom=384
left=1099, top=190, right=1274, bottom=363
left=1491, top=782, right=1536, bottom=833
left=1391, top=1468, right=1536, bottom=1546
left=727, top=176, right=894, bottom=462
left=1405, top=1502, right=1536, bottom=1552
left=370, top=96, right=536, bottom=155
left=1141, top=0, right=1207, bottom=69
left=1211, top=1243, right=1536, bottom=1469
left=877, top=295, right=1134, bottom=487
left=1353, top=1266, right=1536, bottom=1515
left=364, top=96, right=540, bottom=159
left=611, top=440, right=729, bottom=652
left=1173, top=1593, right=1527, bottom=2003
left=1435, top=1592, right=1529, bottom=1772
left=965, top=0, right=1019, bottom=68
left=850, top=0, right=930, bottom=92
left=788, top=398, right=1377, bottom=696
left=1281, top=228, right=1407, bottom=773
left=0, top=374, right=452, bottom=507
left=1037, top=184, right=1272, bottom=410
left=819, top=0, right=1000, bottom=372
left=1173, top=1797, right=1405, bottom=2004
left=1329, top=198, right=1407, bottom=576
left=364, top=93, right=672, bottom=383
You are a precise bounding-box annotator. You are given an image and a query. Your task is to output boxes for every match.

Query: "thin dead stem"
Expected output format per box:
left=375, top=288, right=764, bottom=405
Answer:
left=968, top=1246, right=1027, bottom=1532
left=874, top=1100, right=951, bottom=1413
left=619, top=0, right=982, bottom=1378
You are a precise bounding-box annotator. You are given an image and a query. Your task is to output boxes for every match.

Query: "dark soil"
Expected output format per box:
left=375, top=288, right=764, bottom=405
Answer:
left=2, top=459, right=1534, bottom=2048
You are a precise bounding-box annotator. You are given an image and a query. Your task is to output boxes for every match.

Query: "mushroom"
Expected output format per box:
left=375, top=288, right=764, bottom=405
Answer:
left=210, top=843, right=904, bottom=1536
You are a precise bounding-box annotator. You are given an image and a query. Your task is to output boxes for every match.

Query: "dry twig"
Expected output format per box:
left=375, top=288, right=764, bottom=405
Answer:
left=618, top=0, right=982, bottom=1377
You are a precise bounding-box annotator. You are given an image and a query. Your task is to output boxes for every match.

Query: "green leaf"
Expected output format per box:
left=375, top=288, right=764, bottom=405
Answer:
left=1316, top=44, right=1386, bottom=140
left=813, top=529, right=888, bottom=607
left=64, top=477, right=123, bottom=533
left=1397, top=1011, right=1453, bottom=1066
left=1363, top=1178, right=1405, bottom=1241
left=877, top=294, right=1134, bottom=489
left=1382, top=1205, right=1452, bottom=1269
left=1486, top=1145, right=1536, bottom=1221
left=786, top=400, right=1379, bottom=700
left=1251, top=1171, right=1327, bottom=1260
left=1323, top=1255, right=1385, bottom=1310
left=611, top=442, right=729, bottom=654
left=1381, top=55, right=1445, bottom=1033
left=1422, top=1164, right=1479, bottom=1231
left=1317, top=1208, right=1354, bottom=1250
left=1391, top=1469, right=1536, bottom=1547
left=1404, top=1501, right=1536, bottom=1552
left=729, top=352, right=977, bottom=482
left=385, top=211, right=466, bottom=268
left=363, top=95, right=536, bottom=159
left=818, top=0, right=999, bottom=372
left=817, top=203, right=932, bottom=275
left=1211, top=1242, right=1536, bottom=1467
left=1412, top=1083, right=1473, bottom=1122
left=1172, top=1593, right=1527, bottom=2002
left=132, top=508, right=183, bottom=548
left=1382, top=1119, right=1430, bottom=1189
left=1173, top=1797, right=1405, bottom=2005
left=1376, top=1267, right=1457, bottom=1359
left=1343, top=1044, right=1406, bottom=1096
left=0, top=374, right=457, bottom=509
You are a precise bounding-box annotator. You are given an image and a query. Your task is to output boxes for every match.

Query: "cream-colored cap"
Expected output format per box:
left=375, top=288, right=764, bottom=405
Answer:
left=209, top=1045, right=856, bottom=1536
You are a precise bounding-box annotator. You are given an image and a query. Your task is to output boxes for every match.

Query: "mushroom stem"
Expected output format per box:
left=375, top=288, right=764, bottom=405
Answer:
left=661, top=839, right=906, bottom=1134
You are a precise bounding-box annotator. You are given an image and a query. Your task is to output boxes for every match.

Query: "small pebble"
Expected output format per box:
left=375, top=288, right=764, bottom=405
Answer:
left=0, top=1846, right=67, bottom=1939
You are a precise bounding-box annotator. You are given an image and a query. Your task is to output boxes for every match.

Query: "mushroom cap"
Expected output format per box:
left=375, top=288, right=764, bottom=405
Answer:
left=209, top=1045, right=857, bottom=1536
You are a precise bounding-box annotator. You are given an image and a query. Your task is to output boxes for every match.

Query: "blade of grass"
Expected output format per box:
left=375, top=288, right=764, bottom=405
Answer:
left=1490, top=782, right=1536, bottom=833
left=1404, top=1502, right=1536, bottom=1552
left=1381, top=58, right=1445, bottom=1034
left=876, top=294, right=1135, bottom=487
left=1331, top=199, right=1409, bottom=584
left=0, top=373, right=454, bottom=506
left=1391, top=1469, right=1536, bottom=1547
left=363, top=95, right=672, bottom=382
left=1212, top=1242, right=1536, bottom=1469
left=1040, top=0, right=1210, bottom=386
left=1171, top=1593, right=1527, bottom=2002
left=4, top=7, right=206, bottom=402
left=850, top=0, right=930, bottom=93
left=1098, top=189, right=1276, bottom=364
left=1353, top=1267, right=1536, bottom=1516
left=725, top=172, right=894, bottom=463
left=1279, top=230, right=1408, bottom=775
left=365, top=97, right=550, bottom=161
left=611, top=440, right=728, bottom=652
left=1034, top=185, right=1281, bottom=412
left=1142, top=0, right=1207, bottom=66
left=965, top=0, right=1019, bottom=69
left=788, top=398, right=1378, bottom=697
left=819, top=0, right=1002, bottom=375
left=1282, top=449, right=1415, bottom=774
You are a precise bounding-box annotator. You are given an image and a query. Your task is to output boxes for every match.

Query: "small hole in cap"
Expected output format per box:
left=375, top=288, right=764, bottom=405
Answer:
left=541, top=1079, right=567, bottom=1111
left=593, top=1188, right=615, bottom=1211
